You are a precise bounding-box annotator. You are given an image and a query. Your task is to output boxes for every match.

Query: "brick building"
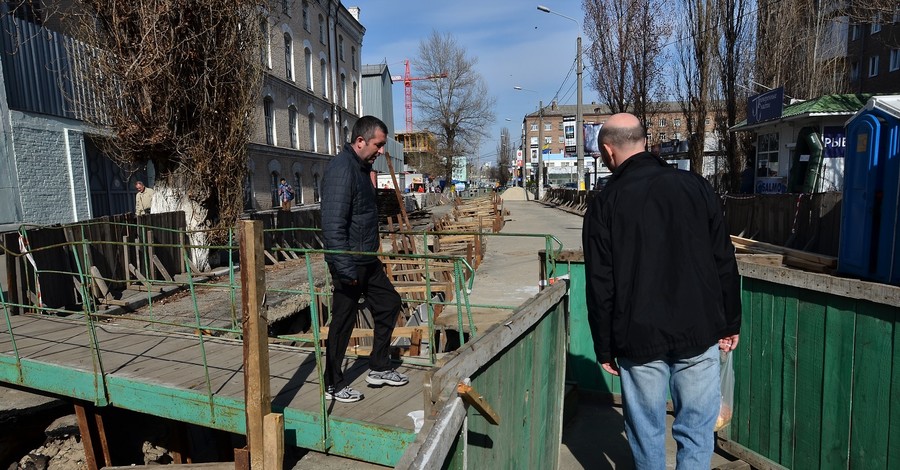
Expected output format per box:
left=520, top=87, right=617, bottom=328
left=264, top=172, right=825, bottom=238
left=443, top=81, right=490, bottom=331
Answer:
left=847, top=10, right=900, bottom=94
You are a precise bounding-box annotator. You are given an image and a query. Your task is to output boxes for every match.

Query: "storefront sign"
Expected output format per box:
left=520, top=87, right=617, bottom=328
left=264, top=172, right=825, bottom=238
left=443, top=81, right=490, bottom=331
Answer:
left=756, top=176, right=787, bottom=194
left=823, top=126, right=846, bottom=159
left=747, top=87, right=784, bottom=125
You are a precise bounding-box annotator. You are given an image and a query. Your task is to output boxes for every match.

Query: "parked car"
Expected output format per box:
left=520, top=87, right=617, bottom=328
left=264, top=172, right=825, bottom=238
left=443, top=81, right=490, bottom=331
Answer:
left=593, top=176, right=612, bottom=191
left=563, top=182, right=578, bottom=189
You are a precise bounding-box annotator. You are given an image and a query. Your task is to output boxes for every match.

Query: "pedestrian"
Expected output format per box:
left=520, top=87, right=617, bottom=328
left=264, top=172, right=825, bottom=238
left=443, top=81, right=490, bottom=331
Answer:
left=134, top=180, right=155, bottom=216
left=277, top=178, right=294, bottom=211
left=320, top=115, right=408, bottom=403
left=582, top=113, right=741, bottom=469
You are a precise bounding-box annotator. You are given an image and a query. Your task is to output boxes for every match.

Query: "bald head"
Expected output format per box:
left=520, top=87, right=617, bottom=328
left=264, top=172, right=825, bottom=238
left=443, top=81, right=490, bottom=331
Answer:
left=599, top=113, right=646, bottom=169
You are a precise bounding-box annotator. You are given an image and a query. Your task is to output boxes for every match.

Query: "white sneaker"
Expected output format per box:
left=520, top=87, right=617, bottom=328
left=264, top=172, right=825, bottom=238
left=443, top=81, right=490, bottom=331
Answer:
left=325, top=385, right=364, bottom=403
left=366, top=369, right=409, bottom=387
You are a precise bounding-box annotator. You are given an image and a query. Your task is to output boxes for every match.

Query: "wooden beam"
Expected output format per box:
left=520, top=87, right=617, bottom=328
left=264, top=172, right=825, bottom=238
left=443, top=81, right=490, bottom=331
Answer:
left=394, top=396, right=467, bottom=469
left=457, top=381, right=500, bottom=425
left=152, top=255, right=174, bottom=282
left=74, top=402, right=110, bottom=470
left=89, top=266, right=111, bottom=300
left=263, top=413, right=284, bottom=470
left=240, top=220, right=270, bottom=470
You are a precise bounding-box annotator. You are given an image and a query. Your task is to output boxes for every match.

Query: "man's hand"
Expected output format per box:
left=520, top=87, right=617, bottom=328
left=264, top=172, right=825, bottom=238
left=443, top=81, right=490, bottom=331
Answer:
left=601, top=362, right=620, bottom=376
left=719, top=334, right=740, bottom=352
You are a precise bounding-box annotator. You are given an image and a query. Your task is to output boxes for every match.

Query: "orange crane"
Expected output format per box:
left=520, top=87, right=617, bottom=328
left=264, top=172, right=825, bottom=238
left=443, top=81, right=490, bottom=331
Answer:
left=390, top=59, right=448, bottom=132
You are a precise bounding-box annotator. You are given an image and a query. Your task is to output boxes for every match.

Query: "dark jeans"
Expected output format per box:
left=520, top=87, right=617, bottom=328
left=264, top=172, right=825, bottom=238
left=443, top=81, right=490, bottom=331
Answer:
left=325, top=260, right=402, bottom=388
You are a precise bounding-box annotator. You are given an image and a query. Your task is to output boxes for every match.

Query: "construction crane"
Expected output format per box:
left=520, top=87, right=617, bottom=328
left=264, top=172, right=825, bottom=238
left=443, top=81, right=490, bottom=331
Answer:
left=390, top=59, right=448, bottom=132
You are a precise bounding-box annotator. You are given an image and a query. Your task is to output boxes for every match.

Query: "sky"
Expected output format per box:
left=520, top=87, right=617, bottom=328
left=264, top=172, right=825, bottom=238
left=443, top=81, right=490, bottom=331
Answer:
left=348, top=0, right=591, bottom=166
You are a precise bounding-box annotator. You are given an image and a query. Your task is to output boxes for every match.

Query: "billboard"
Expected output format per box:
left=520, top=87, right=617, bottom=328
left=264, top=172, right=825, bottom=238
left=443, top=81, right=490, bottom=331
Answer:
left=584, top=123, right=602, bottom=156
left=564, top=116, right=576, bottom=155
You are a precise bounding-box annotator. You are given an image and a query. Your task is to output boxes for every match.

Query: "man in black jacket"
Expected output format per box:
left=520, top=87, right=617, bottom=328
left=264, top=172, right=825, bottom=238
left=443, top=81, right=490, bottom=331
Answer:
left=583, top=113, right=741, bottom=468
left=321, top=116, right=408, bottom=403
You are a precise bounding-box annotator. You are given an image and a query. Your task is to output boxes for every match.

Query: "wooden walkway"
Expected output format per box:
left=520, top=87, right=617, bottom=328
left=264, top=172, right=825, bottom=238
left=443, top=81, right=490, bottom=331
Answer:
left=0, top=313, right=428, bottom=464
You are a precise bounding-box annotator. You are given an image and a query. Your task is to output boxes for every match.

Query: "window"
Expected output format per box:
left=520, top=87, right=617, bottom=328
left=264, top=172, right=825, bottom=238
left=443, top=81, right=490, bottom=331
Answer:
left=659, top=118, right=667, bottom=127
left=646, top=120, right=652, bottom=128
left=313, top=173, right=320, bottom=202
left=308, top=113, right=317, bottom=152
left=558, top=122, right=564, bottom=131
left=338, top=35, right=344, bottom=61
left=351, top=47, right=357, bottom=70
left=869, top=55, right=880, bottom=77
left=305, top=48, right=313, bottom=90
left=894, top=8, right=900, bottom=23
left=302, top=1, right=309, bottom=31
left=891, top=49, right=900, bottom=72
left=288, top=106, right=298, bottom=149
left=673, top=118, right=681, bottom=128
left=851, top=61, right=860, bottom=80
left=530, top=123, right=537, bottom=131
left=705, top=118, right=710, bottom=126
left=293, top=172, right=303, bottom=205
left=318, top=14, right=325, bottom=43
left=757, top=132, right=779, bottom=174
left=544, top=122, right=551, bottom=131
left=674, top=132, right=682, bottom=140
left=544, top=136, right=552, bottom=144
left=352, top=81, right=358, bottom=113
left=340, top=73, right=346, bottom=107
left=324, top=118, right=332, bottom=154
left=343, top=126, right=349, bottom=144
left=851, top=24, right=861, bottom=40
left=872, top=15, right=882, bottom=34
left=270, top=171, right=280, bottom=208
left=282, top=0, right=289, bottom=15
left=320, top=59, right=328, bottom=98
left=530, top=136, right=538, bottom=145
left=284, top=33, right=293, bottom=81
left=558, top=136, right=565, bottom=143
left=659, top=133, right=666, bottom=141
left=264, top=97, right=275, bottom=145
left=259, top=17, right=270, bottom=67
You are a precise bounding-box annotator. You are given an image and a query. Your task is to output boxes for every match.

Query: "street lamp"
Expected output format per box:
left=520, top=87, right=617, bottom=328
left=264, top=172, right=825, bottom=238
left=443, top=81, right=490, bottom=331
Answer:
left=537, top=5, right=584, bottom=190
left=514, top=86, right=544, bottom=199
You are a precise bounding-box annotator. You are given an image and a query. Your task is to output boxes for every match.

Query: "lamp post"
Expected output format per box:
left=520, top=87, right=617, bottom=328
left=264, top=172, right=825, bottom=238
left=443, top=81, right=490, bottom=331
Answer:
left=515, top=86, right=544, bottom=199
left=537, top=5, right=584, bottom=190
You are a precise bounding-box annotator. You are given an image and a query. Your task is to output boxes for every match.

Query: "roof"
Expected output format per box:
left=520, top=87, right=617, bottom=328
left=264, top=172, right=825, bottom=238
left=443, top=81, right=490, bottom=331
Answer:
left=846, top=95, right=900, bottom=123
left=731, top=93, right=872, bottom=131
left=361, top=63, right=390, bottom=78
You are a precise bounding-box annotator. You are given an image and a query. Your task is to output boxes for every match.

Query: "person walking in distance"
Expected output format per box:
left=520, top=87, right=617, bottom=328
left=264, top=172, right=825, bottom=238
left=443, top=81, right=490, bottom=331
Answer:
left=320, top=115, right=408, bottom=403
left=134, top=180, right=155, bottom=216
left=277, top=178, right=294, bottom=211
left=582, top=113, right=741, bottom=468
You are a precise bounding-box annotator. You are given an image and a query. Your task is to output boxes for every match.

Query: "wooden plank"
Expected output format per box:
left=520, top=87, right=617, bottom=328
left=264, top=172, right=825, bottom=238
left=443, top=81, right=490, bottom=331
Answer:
left=263, top=413, right=284, bottom=470
left=849, top=302, right=893, bottom=468
left=746, top=281, right=763, bottom=453
left=819, top=294, right=855, bottom=470
left=457, top=381, right=500, bottom=425
left=394, top=396, right=467, bottom=469
left=767, top=283, right=786, bottom=462
left=735, top=253, right=783, bottom=267
left=890, top=303, right=900, bottom=470
left=239, top=220, right=270, bottom=470
left=755, top=282, right=773, bottom=457
left=779, top=286, right=799, bottom=468
left=152, top=255, right=174, bottom=282
left=792, top=290, right=825, bottom=469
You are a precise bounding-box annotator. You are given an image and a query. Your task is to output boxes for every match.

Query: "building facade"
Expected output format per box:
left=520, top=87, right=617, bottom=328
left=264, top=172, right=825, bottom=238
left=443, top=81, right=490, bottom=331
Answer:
left=847, top=9, right=900, bottom=94
left=247, top=0, right=366, bottom=210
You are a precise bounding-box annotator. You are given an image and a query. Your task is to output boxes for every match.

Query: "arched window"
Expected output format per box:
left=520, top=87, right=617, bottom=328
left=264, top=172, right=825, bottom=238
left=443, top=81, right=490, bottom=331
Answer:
left=324, top=118, right=332, bottom=154
left=264, top=97, right=275, bottom=145
left=338, top=35, right=344, bottom=61
left=293, top=171, right=303, bottom=204
left=318, top=14, right=325, bottom=43
left=302, top=1, right=310, bottom=31
left=288, top=106, right=298, bottom=149
left=351, top=47, right=356, bottom=70
left=270, top=171, right=280, bottom=208
left=304, top=48, right=313, bottom=90
left=320, top=58, right=328, bottom=98
left=308, top=113, right=317, bottom=152
left=340, top=73, right=346, bottom=107
left=352, top=81, right=358, bottom=113
left=259, top=17, right=270, bottom=67
left=243, top=170, right=254, bottom=210
left=343, top=125, right=349, bottom=144
left=283, top=33, right=293, bottom=81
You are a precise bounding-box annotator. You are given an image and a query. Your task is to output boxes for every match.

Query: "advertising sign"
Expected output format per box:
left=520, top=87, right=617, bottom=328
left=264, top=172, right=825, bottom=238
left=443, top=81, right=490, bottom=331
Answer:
left=564, top=116, right=576, bottom=155
left=584, top=123, right=602, bottom=156
left=756, top=177, right=788, bottom=194
left=823, top=126, right=846, bottom=159
left=747, top=87, right=784, bottom=125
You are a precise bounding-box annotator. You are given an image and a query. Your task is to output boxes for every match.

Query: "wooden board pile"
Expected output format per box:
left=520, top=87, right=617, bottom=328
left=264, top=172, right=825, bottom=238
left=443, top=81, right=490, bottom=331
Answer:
left=731, top=235, right=837, bottom=274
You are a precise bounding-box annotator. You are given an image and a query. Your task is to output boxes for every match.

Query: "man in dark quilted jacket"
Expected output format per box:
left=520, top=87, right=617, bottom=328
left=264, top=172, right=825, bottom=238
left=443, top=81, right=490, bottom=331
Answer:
left=320, top=115, right=408, bottom=403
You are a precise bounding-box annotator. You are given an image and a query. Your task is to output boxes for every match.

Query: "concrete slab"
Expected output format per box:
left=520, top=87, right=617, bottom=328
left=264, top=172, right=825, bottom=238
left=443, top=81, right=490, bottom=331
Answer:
left=0, top=385, right=63, bottom=415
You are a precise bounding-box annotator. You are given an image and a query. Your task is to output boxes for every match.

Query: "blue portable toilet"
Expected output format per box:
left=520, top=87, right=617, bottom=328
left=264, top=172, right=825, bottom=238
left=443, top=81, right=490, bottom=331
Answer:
left=839, top=96, right=900, bottom=283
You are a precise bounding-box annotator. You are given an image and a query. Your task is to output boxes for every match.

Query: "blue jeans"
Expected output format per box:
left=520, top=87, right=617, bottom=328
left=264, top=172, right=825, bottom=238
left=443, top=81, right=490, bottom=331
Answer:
left=618, top=344, right=721, bottom=470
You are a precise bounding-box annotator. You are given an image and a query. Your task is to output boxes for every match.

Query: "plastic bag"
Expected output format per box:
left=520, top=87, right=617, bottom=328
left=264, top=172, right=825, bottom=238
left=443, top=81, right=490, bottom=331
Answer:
left=715, top=350, right=734, bottom=432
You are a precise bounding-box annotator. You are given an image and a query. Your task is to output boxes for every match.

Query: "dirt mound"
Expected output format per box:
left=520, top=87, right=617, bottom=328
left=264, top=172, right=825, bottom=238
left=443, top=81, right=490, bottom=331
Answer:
left=500, top=187, right=529, bottom=201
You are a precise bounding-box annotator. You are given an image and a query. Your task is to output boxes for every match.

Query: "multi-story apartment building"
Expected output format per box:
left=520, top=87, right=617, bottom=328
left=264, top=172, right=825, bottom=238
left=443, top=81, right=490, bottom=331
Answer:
left=847, top=9, right=900, bottom=93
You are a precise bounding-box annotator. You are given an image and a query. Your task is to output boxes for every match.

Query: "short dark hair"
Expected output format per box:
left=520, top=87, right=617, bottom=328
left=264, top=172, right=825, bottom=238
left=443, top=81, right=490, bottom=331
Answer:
left=599, top=122, right=646, bottom=147
left=351, top=115, right=388, bottom=143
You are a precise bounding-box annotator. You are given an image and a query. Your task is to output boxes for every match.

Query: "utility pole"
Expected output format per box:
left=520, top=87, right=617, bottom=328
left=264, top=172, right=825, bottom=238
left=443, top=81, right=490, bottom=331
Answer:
left=537, top=100, right=544, bottom=200
left=576, top=36, right=584, bottom=190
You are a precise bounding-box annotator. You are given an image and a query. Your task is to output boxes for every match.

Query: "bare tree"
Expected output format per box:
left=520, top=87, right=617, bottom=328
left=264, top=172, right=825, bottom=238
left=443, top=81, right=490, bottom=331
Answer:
left=413, top=31, right=496, bottom=182
left=584, top=0, right=670, bottom=130
left=495, top=127, right=513, bottom=187
left=714, top=0, right=753, bottom=191
left=675, top=0, right=717, bottom=174
left=68, top=0, right=265, bottom=266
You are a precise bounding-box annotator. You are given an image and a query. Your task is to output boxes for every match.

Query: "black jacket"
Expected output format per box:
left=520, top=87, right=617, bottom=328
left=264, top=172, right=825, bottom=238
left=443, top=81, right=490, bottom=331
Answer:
left=321, top=143, right=380, bottom=281
left=582, top=152, right=741, bottom=364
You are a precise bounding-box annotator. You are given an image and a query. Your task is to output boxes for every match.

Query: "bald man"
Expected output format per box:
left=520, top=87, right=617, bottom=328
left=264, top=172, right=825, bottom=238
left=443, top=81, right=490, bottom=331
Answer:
left=582, top=113, right=741, bottom=469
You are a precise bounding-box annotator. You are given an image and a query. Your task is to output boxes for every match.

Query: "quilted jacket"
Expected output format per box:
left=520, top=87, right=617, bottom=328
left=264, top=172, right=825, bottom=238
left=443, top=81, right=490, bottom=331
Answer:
left=321, top=143, right=380, bottom=281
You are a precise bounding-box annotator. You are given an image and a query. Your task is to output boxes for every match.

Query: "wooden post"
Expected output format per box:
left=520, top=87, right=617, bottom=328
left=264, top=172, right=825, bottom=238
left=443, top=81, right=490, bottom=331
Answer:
left=74, top=402, right=111, bottom=470
left=123, top=235, right=131, bottom=286
left=147, top=230, right=156, bottom=280
left=263, top=413, right=284, bottom=470
left=240, top=220, right=271, bottom=470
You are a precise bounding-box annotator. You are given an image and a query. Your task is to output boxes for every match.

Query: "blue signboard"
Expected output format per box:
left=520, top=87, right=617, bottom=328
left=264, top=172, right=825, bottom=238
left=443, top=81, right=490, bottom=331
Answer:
left=747, top=87, right=784, bottom=125
left=823, top=126, right=846, bottom=158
